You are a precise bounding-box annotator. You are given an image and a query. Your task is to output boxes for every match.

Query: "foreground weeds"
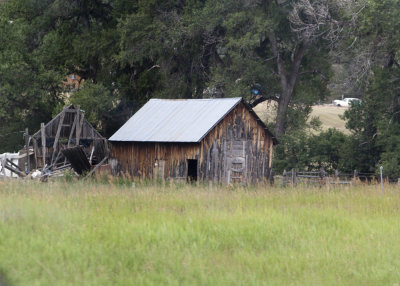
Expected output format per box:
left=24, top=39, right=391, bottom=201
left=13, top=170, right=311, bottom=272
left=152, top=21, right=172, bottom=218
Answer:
left=0, top=180, right=399, bottom=285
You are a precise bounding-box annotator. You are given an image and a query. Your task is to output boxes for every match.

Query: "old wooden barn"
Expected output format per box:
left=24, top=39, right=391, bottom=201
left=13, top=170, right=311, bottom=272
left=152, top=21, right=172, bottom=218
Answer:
left=30, top=105, right=108, bottom=169
left=109, top=98, right=277, bottom=184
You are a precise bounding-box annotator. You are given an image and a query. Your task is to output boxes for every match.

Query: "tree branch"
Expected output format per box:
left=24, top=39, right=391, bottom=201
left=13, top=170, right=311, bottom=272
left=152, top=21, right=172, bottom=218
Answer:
left=268, top=31, right=288, bottom=89
left=288, top=39, right=310, bottom=89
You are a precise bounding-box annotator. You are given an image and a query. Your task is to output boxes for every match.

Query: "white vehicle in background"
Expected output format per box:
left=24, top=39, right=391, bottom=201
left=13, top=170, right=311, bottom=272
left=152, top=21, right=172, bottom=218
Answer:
left=332, top=97, right=361, bottom=107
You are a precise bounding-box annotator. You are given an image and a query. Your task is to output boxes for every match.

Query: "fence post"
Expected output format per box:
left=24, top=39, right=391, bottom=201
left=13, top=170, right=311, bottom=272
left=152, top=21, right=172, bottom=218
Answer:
left=326, top=176, right=330, bottom=191
left=291, top=168, right=296, bottom=186
left=283, top=169, right=287, bottom=187
left=25, top=128, right=30, bottom=175
left=380, top=166, right=384, bottom=195
left=319, top=167, right=326, bottom=188
left=353, top=169, right=358, bottom=185
left=334, top=169, right=339, bottom=184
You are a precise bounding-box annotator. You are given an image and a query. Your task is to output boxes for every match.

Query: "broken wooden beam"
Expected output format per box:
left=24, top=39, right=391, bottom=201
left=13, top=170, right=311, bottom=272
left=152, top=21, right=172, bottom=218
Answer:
left=84, top=156, right=108, bottom=179
left=3, top=164, right=26, bottom=177
left=51, top=107, right=66, bottom=165
left=6, top=159, right=22, bottom=171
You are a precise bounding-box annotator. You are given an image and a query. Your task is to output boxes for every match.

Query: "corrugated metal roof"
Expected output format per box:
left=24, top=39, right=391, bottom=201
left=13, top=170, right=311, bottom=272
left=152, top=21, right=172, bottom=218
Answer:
left=109, top=98, right=242, bottom=142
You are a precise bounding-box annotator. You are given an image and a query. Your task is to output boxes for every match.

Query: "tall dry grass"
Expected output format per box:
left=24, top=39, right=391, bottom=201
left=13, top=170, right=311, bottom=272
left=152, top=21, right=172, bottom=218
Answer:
left=0, top=179, right=399, bottom=285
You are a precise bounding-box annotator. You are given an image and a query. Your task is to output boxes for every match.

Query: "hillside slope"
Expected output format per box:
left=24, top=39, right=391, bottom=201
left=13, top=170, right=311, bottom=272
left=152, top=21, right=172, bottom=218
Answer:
left=253, top=102, right=349, bottom=134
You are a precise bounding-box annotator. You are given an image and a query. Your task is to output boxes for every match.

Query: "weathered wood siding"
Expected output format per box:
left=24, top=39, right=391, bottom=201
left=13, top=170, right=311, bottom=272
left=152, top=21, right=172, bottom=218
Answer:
left=110, top=102, right=274, bottom=184
left=110, top=142, right=199, bottom=180
left=198, top=102, right=273, bottom=184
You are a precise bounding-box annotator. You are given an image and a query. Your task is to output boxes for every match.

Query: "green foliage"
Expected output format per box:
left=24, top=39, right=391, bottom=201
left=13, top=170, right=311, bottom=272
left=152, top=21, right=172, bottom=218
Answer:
left=205, top=0, right=332, bottom=133
left=342, top=67, right=400, bottom=176
left=274, top=130, right=311, bottom=172
left=69, top=82, right=116, bottom=133
left=0, top=2, right=64, bottom=152
left=274, top=128, right=347, bottom=173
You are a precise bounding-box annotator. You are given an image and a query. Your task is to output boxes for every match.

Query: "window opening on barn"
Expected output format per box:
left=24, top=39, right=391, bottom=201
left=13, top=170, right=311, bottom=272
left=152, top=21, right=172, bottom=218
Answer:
left=187, top=159, right=198, bottom=182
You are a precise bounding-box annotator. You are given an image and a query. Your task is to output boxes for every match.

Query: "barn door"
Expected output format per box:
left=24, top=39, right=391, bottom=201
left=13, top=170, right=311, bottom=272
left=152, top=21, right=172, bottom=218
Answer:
left=226, top=140, right=247, bottom=184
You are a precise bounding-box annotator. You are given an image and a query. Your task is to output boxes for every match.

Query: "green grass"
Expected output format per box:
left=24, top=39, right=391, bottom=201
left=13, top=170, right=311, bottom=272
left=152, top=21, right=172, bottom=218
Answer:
left=1, top=180, right=400, bottom=285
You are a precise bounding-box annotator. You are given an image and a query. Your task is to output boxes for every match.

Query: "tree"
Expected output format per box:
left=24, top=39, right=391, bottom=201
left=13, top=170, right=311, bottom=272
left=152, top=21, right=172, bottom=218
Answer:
left=203, top=0, right=363, bottom=138
left=339, top=0, right=400, bottom=176
left=273, top=128, right=347, bottom=173
left=0, top=1, right=64, bottom=152
left=0, top=0, right=134, bottom=147
left=117, top=0, right=220, bottom=100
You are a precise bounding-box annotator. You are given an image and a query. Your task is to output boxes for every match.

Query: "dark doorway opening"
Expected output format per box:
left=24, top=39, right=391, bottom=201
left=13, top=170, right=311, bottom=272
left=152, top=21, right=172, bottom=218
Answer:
left=187, top=159, right=198, bottom=182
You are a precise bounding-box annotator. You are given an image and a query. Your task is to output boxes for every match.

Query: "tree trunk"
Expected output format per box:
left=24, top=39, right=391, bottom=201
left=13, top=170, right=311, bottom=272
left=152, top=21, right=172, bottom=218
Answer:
left=269, top=32, right=310, bottom=138
left=274, top=89, right=291, bottom=138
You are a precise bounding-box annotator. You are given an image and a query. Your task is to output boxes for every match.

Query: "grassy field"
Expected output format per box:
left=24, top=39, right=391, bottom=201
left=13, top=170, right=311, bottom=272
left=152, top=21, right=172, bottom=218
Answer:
left=1, top=180, right=400, bottom=285
left=254, top=102, right=348, bottom=133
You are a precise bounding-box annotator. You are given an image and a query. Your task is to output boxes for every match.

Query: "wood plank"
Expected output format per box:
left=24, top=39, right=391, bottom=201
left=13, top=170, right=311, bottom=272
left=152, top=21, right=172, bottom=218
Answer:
left=84, top=156, right=108, bottom=179
left=6, top=159, right=22, bottom=171
left=25, top=128, right=30, bottom=174
left=51, top=108, right=66, bottom=165
left=89, top=146, right=95, bottom=165
left=41, top=123, right=46, bottom=166
left=4, top=164, right=25, bottom=177
left=50, top=150, right=63, bottom=170
left=75, top=105, right=80, bottom=145
left=67, top=113, right=77, bottom=148
left=32, top=138, right=39, bottom=169
left=76, top=110, right=85, bottom=145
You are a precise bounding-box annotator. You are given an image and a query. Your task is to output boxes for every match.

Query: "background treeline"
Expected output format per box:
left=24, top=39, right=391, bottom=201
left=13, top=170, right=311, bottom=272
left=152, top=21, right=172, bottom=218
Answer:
left=0, top=0, right=399, bottom=177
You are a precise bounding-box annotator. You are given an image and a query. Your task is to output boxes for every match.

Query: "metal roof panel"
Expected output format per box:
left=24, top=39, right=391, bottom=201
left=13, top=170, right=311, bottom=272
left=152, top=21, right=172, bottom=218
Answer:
left=109, top=98, right=242, bottom=142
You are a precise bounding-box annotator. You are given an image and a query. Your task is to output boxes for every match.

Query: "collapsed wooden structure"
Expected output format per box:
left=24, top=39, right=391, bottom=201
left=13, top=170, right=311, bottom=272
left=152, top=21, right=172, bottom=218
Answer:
left=109, top=98, right=277, bottom=185
left=30, top=105, right=108, bottom=171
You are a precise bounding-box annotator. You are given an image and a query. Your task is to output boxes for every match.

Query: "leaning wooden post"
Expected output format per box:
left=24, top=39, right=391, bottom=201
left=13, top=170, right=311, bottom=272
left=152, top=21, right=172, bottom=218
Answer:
left=51, top=107, right=66, bottom=166
left=40, top=123, right=46, bottom=167
left=25, top=128, right=30, bottom=174
left=84, top=156, right=109, bottom=179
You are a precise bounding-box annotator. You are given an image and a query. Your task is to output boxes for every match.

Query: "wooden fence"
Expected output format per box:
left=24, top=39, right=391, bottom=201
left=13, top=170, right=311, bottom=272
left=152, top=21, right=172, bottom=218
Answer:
left=281, top=169, right=378, bottom=187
